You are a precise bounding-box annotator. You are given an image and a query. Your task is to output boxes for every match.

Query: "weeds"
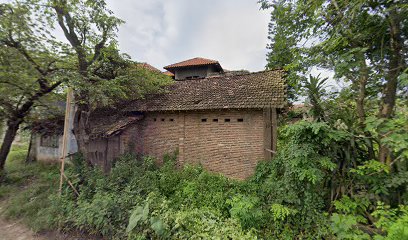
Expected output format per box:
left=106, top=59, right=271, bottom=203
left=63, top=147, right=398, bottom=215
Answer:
left=0, top=144, right=60, bottom=232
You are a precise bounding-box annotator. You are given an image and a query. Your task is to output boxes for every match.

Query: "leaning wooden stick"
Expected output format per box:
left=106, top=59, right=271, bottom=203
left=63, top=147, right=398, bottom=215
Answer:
left=59, top=88, right=73, bottom=195
left=62, top=172, right=80, bottom=196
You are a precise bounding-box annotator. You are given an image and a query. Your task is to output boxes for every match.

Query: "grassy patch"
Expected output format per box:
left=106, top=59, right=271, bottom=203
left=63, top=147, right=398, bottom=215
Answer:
left=0, top=144, right=60, bottom=232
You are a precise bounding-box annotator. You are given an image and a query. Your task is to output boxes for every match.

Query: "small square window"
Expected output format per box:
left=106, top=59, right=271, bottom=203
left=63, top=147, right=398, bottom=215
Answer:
left=153, top=118, right=157, bottom=121
left=170, top=119, right=174, bottom=122
left=161, top=118, right=165, bottom=121
left=225, top=119, right=230, bottom=122
left=213, top=119, right=218, bottom=122
left=237, top=118, right=244, bottom=122
left=201, top=118, right=207, bottom=122
left=40, top=135, right=59, bottom=148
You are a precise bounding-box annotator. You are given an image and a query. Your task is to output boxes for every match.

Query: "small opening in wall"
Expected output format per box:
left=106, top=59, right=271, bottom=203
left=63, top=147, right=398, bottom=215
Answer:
left=224, top=118, right=230, bottom=122
left=161, top=118, right=165, bottom=121
left=237, top=118, right=244, bottom=122
left=201, top=118, right=207, bottom=122
left=153, top=118, right=156, bottom=121
left=170, top=118, right=174, bottom=122
left=213, top=119, right=218, bottom=122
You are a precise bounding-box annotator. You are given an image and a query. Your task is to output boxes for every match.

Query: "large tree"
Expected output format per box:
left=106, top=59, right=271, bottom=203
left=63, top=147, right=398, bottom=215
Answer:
left=24, top=0, right=171, bottom=164
left=260, top=0, right=407, bottom=163
left=0, top=0, right=171, bottom=172
left=0, top=3, right=68, bottom=174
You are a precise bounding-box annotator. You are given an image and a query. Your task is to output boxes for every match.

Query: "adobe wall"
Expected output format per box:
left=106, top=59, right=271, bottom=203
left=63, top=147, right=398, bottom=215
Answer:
left=123, top=109, right=265, bottom=179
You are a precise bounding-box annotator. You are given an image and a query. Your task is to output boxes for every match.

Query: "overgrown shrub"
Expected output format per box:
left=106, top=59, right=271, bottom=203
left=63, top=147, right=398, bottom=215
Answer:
left=51, top=121, right=346, bottom=239
left=54, top=153, right=257, bottom=239
left=3, top=121, right=406, bottom=239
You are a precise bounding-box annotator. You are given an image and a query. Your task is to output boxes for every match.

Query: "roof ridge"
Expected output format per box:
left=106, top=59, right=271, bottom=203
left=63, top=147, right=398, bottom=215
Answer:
left=164, top=57, right=220, bottom=70
left=203, top=69, right=283, bottom=80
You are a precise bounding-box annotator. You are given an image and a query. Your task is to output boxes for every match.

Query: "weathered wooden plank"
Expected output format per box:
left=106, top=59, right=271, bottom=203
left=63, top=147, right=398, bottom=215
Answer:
left=263, top=107, right=272, bottom=160
left=271, top=108, right=278, bottom=157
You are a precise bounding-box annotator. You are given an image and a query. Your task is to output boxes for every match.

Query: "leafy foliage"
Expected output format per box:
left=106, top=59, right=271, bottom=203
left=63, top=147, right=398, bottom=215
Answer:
left=330, top=213, right=370, bottom=239
left=1, top=119, right=407, bottom=239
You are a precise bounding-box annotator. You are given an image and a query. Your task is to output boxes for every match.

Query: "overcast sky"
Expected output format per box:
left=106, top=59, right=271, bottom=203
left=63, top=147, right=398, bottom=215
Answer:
left=106, top=0, right=270, bottom=72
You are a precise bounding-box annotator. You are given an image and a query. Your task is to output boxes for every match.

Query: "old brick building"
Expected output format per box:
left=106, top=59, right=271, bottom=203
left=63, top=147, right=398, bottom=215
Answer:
left=31, top=57, right=286, bottom=179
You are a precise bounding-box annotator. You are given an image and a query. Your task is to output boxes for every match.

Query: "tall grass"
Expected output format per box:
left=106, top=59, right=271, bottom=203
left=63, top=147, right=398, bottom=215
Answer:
left=0, top=144, right=60, bottom=232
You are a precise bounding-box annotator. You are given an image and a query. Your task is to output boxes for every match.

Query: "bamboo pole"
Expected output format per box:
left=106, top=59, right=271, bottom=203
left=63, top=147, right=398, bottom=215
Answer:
left=59, top=88, right=73, bottom=195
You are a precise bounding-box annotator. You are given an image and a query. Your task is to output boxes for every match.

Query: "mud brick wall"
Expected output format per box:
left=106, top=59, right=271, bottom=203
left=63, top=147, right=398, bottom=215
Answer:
left=122, top=109, right=265, bottom=179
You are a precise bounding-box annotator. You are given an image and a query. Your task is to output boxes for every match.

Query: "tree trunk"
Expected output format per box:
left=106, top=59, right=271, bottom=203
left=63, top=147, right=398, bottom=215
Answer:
left=72, top=98, right=92, bottom=165
left=25, top=132, right=35, bottom=163
left=0, top=81, right=62, bottom=171
left=378, top=9, right=404, bottom=164
left=0, top=120, right=21, bottom=171
left=72, top=52, right=92, bottom=165
left=355, top=52, right=375, bottom=160
left=355, top=52, right=368, bottom=127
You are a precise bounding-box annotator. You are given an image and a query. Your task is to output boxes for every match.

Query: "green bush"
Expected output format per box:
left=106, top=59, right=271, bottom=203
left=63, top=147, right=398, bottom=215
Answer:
left=51, top=122, right=344, bottom=239
left=53, top=153, right=258, bottom=239
left=2, top=121, right=406, bottom=239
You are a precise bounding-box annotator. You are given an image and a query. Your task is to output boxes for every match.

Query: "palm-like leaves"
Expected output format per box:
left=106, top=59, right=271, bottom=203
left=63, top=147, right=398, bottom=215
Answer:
left=302, top=74, right=328, bottom=121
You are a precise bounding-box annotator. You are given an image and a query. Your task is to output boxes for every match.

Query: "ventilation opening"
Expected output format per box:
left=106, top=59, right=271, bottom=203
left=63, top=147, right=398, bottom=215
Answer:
left=153, top=118, right=157, bottom=121
left=237, top=118, right=244, bottom=122
left=201, top=118, right=207, bottom=122
left=224, top=119, right=230, bottom=122
left=186, top=76, right=200, bottom=80
left=161, top=118, right=165, bottom=121
left=213, top=119, right=218, bottom=122
left=170, top=119, right=174, bottom=122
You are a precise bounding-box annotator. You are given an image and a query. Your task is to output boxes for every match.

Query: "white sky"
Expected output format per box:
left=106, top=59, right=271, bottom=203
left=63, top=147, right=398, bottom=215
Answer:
left=2, top=0, right=340, bottom=93
left=1, top=0, right=270, bottom=71
left=106, top=0, right=270, bottom=72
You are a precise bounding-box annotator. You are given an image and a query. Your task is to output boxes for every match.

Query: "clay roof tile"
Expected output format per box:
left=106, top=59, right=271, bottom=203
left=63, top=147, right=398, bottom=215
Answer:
left=126, top=69, right=286, bottom=111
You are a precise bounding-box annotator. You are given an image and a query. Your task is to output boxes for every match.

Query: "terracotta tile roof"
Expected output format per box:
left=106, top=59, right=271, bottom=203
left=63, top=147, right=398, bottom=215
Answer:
left=164, top=57, right=222, bottom=72
left=31, top=108, right=143, bottom=138
left=29, top=116, right=65, bottom=135
left=136, top=62, right=161, bottom=73
left=126, top=69, right=286, bottom=112
left=89, top=114, right=143, bottom=139
left=163, top=70, right=174, bottom=77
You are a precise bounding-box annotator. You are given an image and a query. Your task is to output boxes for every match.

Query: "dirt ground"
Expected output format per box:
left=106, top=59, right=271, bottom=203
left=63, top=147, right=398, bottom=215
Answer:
left=0, top=218, right=46, bottom=240
left=0, top=217, right=102, bottom=240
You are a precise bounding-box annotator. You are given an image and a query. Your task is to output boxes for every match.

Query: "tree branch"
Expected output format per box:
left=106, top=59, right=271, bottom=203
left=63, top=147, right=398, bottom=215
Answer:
left=1, top=37, right=46, bottom=75
left=53, top=3, right=88, bottom=74
left=0, top=80, right=28, bottom=92
left=90, top=27, right=108, bottom=65
left=16, top=79, right=63, bottom=117
left=0, top=98, right=15, bottom=112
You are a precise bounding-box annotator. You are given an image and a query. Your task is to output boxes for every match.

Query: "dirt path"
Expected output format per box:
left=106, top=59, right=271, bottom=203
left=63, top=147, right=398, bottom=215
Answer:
left=0, top=202, right=102, bottom=240
left=0, top=217, right=102, bottom=240
left=0, top=218, right=45, bottom=240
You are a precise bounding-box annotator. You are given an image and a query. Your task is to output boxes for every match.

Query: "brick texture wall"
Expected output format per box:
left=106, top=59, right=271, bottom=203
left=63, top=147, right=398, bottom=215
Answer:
left=122, top=109, right=265, bottom=179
